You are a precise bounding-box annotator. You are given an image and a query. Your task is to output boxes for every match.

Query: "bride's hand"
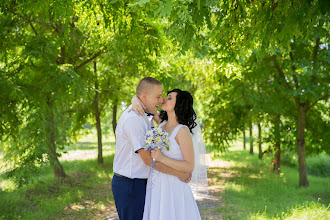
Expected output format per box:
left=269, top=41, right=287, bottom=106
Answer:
left=151, top=148, right=164, bottom=162
left=184, top=173, right=192, bottom=183
left=179, top=172, right=191, bottom=183
left=129, top=96, right=145, bottom=115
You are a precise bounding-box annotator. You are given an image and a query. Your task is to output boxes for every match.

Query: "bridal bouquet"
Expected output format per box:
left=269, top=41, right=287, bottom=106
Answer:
left=144, top=127, right=169, bottom=151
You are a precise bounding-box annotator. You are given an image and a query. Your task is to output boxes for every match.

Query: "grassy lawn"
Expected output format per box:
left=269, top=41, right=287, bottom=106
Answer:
left=0, top=140, right=329, bottom=219
left=211, top=147, right=330, bottom=220
left=0, top=141, right=117, bottom=220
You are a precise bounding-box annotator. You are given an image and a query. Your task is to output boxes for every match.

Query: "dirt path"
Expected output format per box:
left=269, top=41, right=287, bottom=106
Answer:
left=104, top=156, right=224, bottom=220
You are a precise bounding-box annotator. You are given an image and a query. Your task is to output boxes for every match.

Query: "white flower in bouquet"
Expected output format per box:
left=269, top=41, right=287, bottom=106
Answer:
left=144, top=127, right=169, bottom=151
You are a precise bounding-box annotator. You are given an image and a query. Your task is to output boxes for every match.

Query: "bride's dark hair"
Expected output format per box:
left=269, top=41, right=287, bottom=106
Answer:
left=160, top=89, right=197, bottom=133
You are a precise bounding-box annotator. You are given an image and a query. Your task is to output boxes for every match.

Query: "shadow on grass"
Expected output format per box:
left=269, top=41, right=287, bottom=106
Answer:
left=0, top=153, right=117, bottom=220
left=208, top=150, right=330, bottom=219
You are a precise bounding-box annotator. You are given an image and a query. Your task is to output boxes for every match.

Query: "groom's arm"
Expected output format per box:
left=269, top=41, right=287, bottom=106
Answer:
left=138, top=149, right=191, bottom=182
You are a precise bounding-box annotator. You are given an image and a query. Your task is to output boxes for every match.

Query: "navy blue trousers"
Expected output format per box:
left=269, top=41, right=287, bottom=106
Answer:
left=112, top=174, right=147, bottom=220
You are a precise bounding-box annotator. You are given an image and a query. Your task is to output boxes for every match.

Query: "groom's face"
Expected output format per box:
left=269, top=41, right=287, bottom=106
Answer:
left=144, top=85, right=164, bottom=114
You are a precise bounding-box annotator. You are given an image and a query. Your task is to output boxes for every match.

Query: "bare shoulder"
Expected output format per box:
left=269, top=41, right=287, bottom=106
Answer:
left=176, top=126, right=192, bottom=140
left=177, top=125, right=190, bottom=134
left=175, top=125, right=193, bottom=148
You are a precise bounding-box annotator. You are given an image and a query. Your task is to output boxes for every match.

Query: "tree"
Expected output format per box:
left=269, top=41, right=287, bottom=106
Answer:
left=257, top=121, right=262, bottom=159
left=1, top=0, right=108, bottom=182
left=204, top=0, right=329, bottom=186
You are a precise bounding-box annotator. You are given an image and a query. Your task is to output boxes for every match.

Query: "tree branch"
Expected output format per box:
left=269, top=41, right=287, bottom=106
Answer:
left=312, top=38, right=320, bottom=84
left=65, top=109, right=90, bottom=114
left=29, top=21, right=38, bottom=36
left=3, top=8, right=63, bottom=24
left=99, top=98, right=109, bottom=114
left=312, top=38, right=320, bottom=65
left=272, top=55, right=285, bottom=78
left=289, top=51, right=299, bottom=90
left=2, top=131, right=13, bottom=143
left=272, top=55, right=291, bottom=89
left=307, top=93, right=330, bottom=112
left=74, top=48, right=106, bottom=70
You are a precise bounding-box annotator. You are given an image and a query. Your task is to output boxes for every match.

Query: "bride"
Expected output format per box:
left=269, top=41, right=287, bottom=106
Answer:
left=133, top=89, right=208, bottom=220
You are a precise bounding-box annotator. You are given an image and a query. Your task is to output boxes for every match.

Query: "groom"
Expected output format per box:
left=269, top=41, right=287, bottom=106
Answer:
left=112, top=77, right=190, bottom=220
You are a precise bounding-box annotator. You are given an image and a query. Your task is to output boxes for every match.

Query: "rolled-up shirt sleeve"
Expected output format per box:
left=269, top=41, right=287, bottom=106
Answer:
left=123, top=116, right=147, bottom=153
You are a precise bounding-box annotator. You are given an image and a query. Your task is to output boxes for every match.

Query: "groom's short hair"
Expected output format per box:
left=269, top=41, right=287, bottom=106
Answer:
left=136, top=77, right=162, bottom=97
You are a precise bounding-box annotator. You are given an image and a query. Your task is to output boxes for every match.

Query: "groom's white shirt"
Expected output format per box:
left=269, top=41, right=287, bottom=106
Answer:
left=113, top=105, right=153, bottom=179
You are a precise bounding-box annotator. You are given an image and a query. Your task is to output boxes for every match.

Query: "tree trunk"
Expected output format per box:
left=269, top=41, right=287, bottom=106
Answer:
left=243, top=126, right=246, bottom=150
left=94, top=61, right=103, bottom=164
left=47, top=100, right=66, bottom=178
left=297, top=103, right=309, bottom=187
left=273, top=114, right=281, bottom=174
left=112, top=98, right=118, bottom=136
left=258, top=122, right=262, bottom=159
left=249, top=122, right=253, bottom=154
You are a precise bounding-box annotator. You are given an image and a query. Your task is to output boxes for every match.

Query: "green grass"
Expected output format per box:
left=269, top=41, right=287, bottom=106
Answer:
left=281, top=152, right=330, bottom=177
left=210, top=148, right=330, bottom=220
left=1, top=140, right=329, bottom=219
left=0, top=141, right=116, bottom=220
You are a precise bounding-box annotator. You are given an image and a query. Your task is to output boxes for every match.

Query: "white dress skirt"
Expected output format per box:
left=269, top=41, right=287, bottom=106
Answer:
left=143, top=123, right=201, bottom=220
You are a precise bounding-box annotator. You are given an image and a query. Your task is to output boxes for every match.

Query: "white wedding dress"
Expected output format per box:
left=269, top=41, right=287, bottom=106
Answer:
left=143, top=122, right=201, bottom=220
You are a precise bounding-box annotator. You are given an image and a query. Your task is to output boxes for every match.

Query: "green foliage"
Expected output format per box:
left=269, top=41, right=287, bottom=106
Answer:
left=0, top=0, right=329, bottom=188
left=161, top=0, right=330, bottom=161
left=0, top=0, right=168, bottom=185
left=307, top=154, right=330, bottom=178
left=282, top=152, right=330, bottom=178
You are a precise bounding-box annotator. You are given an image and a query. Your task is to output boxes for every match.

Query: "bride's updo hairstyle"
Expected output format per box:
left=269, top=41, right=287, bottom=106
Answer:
left=160, top=89, right=197, bottom=133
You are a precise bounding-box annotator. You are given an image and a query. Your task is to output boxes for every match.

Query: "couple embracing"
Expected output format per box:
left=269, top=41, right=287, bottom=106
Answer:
left=112, top=77, right=208, bottom=220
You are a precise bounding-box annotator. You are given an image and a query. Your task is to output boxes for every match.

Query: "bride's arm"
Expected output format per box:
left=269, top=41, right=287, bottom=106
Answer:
left=129, top=96, right=161, bottom=124
left=138, top=149, right=191, bottom=182
left=151, top=127, right=194, bottom=173
left=129, top=96, right=145, bottom=115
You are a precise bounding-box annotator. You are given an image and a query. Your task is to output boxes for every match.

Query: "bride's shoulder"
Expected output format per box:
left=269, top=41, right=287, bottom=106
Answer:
left=175, top=125, right=193, bottom=146
left=177, top=125, right=191, bottom=136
